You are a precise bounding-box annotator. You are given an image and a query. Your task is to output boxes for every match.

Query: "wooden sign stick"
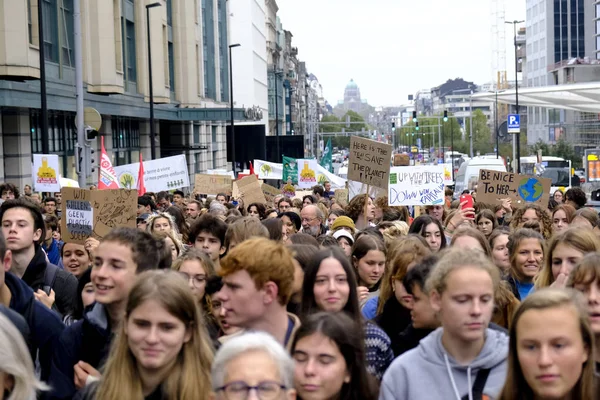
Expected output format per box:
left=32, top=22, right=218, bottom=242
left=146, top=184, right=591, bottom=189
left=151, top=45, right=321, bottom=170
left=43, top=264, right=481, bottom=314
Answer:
left=363, top=184, right=370, bottom=228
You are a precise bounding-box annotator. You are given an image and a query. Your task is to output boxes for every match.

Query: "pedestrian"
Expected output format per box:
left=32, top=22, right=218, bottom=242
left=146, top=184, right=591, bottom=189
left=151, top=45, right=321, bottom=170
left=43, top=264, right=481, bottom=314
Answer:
left=76, top=270, right=214, bottom=399
left=48, top=228, right=164, bottom=399
left=292, top=312, right=378, bottom=400
left=498, top=288, right=595, bottom=400
left=0, top=312, right=49, bottom=399
left=300, top=247, right=393, bottom=380
left=62, top=268, right=95, bottom=327
left=351, top=235, right=386, bottom=308
left=475, top=209, right=497, bottom=239
left=535, top=228, right=600, bottom=290
left=61, top=242, right=91, bottom=278
left=380, top=248, right=508, bottom=400
left=551, top=204, right=576, bottom=234
left=409, top=215, right=447, bottom=253
left=223, top=217, right=269, bottom=252
left=345, top=194, right=375, bottom=231
left=211, top=331, right=296, bottom=400
left=506, top=228, right=545, bottom=300
left=189, top=214, right=227, bottom=272
left=489, top=228, right=510, bottom=274
left=509, top=204, right=552, bottom=239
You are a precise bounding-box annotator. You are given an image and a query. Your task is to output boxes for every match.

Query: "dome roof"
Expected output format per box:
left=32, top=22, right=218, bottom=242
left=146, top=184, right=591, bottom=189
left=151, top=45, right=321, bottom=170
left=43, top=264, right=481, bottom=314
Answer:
left=346, top=79, right=358, bottom=89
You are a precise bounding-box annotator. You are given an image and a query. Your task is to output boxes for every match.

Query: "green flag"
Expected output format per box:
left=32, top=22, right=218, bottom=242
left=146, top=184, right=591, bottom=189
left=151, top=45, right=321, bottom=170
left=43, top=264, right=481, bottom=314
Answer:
left=320, top=138, right=333, bottom=173
left=282, top=156, right=298, bottom=185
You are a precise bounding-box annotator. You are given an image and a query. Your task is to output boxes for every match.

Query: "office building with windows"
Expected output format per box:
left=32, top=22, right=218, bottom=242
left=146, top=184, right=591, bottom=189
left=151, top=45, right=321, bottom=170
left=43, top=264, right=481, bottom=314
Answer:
left=0, top=0, right=249, bottom=188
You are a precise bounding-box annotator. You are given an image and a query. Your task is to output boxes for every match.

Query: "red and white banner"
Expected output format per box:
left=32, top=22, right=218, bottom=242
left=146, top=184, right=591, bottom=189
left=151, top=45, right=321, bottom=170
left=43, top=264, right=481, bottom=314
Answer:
left=137, top=153, right=146, bottom=196
left=98, top=136, right=120, bottom=190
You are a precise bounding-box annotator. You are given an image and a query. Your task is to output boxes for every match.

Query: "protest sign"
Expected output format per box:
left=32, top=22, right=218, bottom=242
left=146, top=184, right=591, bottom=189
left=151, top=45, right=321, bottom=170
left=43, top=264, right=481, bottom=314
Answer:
left=334, top=189, right=349, bottom=206
left=261, top=183, right=281, bottom=205
left=348, top=136, right=392, bottom=189
left=113, top=155, right=189, bottom=192
left=254, top=159, right=283, bottom=180
left=282, top=156, right=298, bottom=185
left=297, top=159, right=318, bottom=189
left=477, top=169, right=551, bottom=207
left=393, top=154, right=410, bottom=167
left=194, top=174, right=232, bottom=195
left=236, top=175, right=266, bottom=205
left=441, top=163, right=454, bottom=185
left=33, top=154, right=61, bottom=192
left=387, top=166, right=445, bottom=206
left=61, top=187, right=137, bottom=244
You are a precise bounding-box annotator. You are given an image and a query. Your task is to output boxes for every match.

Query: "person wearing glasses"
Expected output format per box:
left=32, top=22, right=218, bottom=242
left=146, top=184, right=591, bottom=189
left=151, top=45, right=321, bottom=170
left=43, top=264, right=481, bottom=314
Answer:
left=171, top=249, right=220, bottom=341
left=211, top=331, right=296, bottom=400
left=300, top=205, right=326, bottom=238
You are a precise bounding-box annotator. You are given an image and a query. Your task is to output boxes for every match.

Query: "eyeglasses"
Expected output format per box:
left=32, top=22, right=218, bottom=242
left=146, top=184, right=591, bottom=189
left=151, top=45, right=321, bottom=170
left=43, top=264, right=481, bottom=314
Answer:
left=178, top=272, right=207, bottom=288
left=216, top=381, right=286, bottom=400
left=301, top=217, right=318, bottom=223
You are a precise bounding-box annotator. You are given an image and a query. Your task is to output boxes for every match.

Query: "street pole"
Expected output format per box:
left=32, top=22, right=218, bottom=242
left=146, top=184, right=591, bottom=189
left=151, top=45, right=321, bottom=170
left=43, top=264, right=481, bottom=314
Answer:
left=274, top=64, right=280, bottom=162
left=507, top=20, right=524, bottom=173
left=37, top=0, right=49, bottom=154
left=469, top=90, right=473, bottom=157
left=495, top=90, right=499, bottom=159
left=438, top=117, right=442, bottom=163
left=451, top=118, right=455, bottom=183
left=74, top=0, right=86, bottom=188
left=229, top=44, right=240, bottom=175
left=146, top=3, right=161, bottom=160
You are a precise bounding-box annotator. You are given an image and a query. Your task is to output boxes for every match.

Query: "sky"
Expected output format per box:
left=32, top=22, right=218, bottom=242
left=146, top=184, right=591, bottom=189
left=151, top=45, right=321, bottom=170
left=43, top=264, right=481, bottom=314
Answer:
left=277, top=0, right=526, bottom=107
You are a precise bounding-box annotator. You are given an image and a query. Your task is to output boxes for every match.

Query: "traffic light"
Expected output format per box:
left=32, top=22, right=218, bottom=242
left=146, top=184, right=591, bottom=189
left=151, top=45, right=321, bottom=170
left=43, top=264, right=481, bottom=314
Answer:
left=85, top=128, right=98, bottom=141
left=392, top=122, right=396, bottom=131
left=412, top=111, right=417, bottom=122
left=443, top=110, right=448, bottom=122
left=415, top=122, right=420, bottom=131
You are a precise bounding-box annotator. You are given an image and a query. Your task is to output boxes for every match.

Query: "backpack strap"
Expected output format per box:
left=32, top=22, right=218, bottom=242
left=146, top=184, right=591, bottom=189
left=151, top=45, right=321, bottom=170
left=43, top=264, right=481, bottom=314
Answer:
left=472, top=368, right=491, bottom=398
left=42, top=262, right=59, bottom=295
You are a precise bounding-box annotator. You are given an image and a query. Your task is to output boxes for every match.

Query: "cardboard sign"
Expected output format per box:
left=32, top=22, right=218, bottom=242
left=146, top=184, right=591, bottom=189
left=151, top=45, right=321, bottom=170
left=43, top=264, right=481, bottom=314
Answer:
left=33, top=154, right=61, bottom=192
left=348, top=136, right=392, bottom=189
left=261, top=183, right=281, bottom=206
left=113, top=155, right=189, bottom=192
left=477, top=169, right=551, bottom=207
left=387, top=166, right=445, bottom=206
left=393, top=154, right=410, bottom=167
left=236, top=175, right=266, bottom=205
left=194, top=174, right=232, bottom=195
left=334, top=189, right=349, bottom=206
left=61, top=187, right=137, bottom=244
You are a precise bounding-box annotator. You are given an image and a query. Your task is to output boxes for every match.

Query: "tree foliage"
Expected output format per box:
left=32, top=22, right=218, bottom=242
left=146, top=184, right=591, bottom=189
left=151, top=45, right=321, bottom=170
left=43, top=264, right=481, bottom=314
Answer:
left=529, top=138, right=581, bottom=168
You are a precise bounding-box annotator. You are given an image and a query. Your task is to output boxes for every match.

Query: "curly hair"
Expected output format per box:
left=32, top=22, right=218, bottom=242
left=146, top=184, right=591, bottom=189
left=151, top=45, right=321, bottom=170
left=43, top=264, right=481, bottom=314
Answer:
left=510, top=204, right=553, bottom=239
left=345, top=194, right=370, bottom=222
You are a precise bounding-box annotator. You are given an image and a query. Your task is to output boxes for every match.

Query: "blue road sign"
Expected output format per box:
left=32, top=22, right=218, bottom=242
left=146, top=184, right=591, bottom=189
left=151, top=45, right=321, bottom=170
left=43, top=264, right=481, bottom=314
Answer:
left=508, top=114, right=520, bottom=133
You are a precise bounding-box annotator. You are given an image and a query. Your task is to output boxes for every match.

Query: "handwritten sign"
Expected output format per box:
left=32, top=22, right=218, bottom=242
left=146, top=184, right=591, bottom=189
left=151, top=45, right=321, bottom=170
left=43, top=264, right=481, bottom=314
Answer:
left=334, top=189, right=349, bottom=206
left=194, top=174, right=232, bottom=195
left=477, top=169, right=551, bottom=207
left=261, top=184, right=281, bottom=206
left=393, top=154, right=410, bottom=167
left=236, top=175, right=266, bottom=205
left=61, top=187, right=137, bottom=244
left=387, top=166, right=445, bottom=206
left=348, top=136, right=392, bottom=189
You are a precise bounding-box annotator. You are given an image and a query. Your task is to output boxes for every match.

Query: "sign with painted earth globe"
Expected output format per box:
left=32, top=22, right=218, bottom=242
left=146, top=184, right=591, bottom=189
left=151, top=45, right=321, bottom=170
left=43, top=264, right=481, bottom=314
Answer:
left=518, top=177, right=544, bottom=202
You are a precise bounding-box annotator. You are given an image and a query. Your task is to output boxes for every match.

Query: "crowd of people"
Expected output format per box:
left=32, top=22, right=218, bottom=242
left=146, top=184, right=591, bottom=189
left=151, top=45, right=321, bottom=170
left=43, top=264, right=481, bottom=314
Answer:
left=0, top=180, right=599, bottom=399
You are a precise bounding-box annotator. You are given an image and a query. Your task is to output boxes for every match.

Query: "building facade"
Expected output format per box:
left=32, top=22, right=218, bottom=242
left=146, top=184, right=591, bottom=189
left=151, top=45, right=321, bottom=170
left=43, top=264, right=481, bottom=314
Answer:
left=0, top=0, right=249, bottom=189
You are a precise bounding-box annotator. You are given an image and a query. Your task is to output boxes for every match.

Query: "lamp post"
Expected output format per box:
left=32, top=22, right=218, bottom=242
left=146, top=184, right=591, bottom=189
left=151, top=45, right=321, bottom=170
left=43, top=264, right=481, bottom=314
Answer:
left=506, top=19, right=524, bottom=173
left=495, top=89, right=499, bottom=159
left=146, top=2, right=161, bottom=160
left=229, top=44, right=241, bottom=175
left=37, top=0, right=49, bottom=154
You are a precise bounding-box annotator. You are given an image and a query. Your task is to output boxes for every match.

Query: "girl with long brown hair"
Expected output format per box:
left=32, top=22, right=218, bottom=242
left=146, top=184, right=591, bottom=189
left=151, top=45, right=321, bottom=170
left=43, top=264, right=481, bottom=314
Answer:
left=78, top=270, right=214, bottom=399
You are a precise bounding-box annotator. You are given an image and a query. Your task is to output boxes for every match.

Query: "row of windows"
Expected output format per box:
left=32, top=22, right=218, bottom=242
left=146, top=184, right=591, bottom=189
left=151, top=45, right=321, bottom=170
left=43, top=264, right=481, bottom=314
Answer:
left=26, top=0, right=224, bottom=101
left=553, top=0, right=585, bottom=63
left=526, top=1, right=546, bottom=21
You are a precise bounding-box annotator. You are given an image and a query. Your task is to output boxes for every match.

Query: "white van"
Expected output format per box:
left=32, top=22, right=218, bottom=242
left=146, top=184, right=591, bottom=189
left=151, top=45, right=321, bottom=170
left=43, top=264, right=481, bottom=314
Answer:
left=454, top=156, right=507, bottom=197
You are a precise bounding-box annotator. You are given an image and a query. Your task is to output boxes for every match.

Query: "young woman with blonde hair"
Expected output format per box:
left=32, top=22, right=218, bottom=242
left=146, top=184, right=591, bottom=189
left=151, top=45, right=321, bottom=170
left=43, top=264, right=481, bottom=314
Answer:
left=77, top=270, right=214, bottom=399
left=506, top=228, right=545, bottom=300
left=498, top=288, right=596, bottom=400
left=534, top=228, right=600, bottom=291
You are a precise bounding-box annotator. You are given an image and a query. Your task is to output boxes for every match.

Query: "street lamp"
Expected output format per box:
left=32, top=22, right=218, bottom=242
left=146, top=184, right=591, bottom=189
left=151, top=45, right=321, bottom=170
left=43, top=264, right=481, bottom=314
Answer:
left=506, top=19, right=524, bottom=173
left=146, top=2, right=161, bottom=160
left=229, top=44, right=241, bottom=175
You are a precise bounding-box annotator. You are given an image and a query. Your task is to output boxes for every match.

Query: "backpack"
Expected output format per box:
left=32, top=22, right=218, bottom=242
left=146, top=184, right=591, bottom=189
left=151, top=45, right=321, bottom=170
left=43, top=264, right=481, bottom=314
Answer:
left=461, top=368, right=491, bottom=400
left=42, top=262, right=59, bottom=295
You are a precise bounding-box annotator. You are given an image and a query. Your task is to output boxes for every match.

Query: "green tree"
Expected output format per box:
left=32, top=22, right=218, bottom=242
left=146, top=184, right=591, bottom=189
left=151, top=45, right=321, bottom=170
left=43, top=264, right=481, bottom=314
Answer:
left=465, top=110, right=493, bottom=155
left=319, top=115, right=340, bottom=133
left=344, top=110, right=369, bottom=133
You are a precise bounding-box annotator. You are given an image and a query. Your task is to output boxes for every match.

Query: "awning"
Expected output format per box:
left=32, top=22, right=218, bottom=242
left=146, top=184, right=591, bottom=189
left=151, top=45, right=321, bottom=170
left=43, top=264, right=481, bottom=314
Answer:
left=471, top=82, right=600, bottom=113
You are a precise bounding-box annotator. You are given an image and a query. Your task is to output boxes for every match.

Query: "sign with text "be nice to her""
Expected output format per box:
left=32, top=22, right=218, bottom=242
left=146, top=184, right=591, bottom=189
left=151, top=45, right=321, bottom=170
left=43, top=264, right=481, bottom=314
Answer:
left=348, top=136, right=392, bottom=189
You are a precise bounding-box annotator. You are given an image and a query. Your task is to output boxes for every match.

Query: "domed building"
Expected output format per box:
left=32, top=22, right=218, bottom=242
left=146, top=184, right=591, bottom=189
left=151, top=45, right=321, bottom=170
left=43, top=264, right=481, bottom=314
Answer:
left=334, top=79, right=373, bottom=119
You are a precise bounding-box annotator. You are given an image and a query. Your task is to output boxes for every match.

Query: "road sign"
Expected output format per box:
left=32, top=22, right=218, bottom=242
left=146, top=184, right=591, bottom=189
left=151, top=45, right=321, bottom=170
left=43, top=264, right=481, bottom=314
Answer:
left=507, top=114, right=520, bottom=134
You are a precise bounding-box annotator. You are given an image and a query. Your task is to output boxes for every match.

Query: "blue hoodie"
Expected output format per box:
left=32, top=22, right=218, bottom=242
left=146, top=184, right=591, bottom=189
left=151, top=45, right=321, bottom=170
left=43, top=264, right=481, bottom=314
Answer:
left=379, top=327, right=508, bottom=400
left=4, top=272, right=64, bottom=381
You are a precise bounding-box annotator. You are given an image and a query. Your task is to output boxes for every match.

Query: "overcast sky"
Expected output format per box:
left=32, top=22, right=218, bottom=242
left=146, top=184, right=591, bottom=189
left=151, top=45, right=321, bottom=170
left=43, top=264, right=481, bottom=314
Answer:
left=277, top=0, right=526, bottom=107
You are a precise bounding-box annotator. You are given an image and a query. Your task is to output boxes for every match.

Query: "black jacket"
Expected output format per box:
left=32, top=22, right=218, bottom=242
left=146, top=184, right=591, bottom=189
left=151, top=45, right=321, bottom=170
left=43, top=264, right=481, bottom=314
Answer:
left=5, top=272, right=64, bottom=381
left=22, top=245, right=78, bottom=317
left=74, top=381, right=163, bottom=400
left=373, top=296, right=412, bottom=357
left=48, top=303, right=114, bottom=400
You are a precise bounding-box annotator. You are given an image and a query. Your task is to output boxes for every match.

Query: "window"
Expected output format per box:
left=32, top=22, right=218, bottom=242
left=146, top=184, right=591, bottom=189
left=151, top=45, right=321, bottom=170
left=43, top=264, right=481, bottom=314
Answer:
left=218, top=0, right=228, bottom=102
left=114, top=0, right=123, bottom=71
left=212, top=125, right=217, bottom=144
left=196, top=44, right=201, bottom=95
left=202, top=0, right=216, bottom=99
left=125, top=21, right=136, bottom=82
left=60, top=0, right=74, bottom=66
left=28, top=0, right=33, bottom=45
left=112, top=117, right=140, bottom=165
left=168, top=42, right=175, bottom=92
left=193, top=124, right=200, bottom=144
left=42, top=0, right=58, bottom=62
left=166, top=0, right=172, bottom=26
left=30, top=110, right=76, bottom=177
